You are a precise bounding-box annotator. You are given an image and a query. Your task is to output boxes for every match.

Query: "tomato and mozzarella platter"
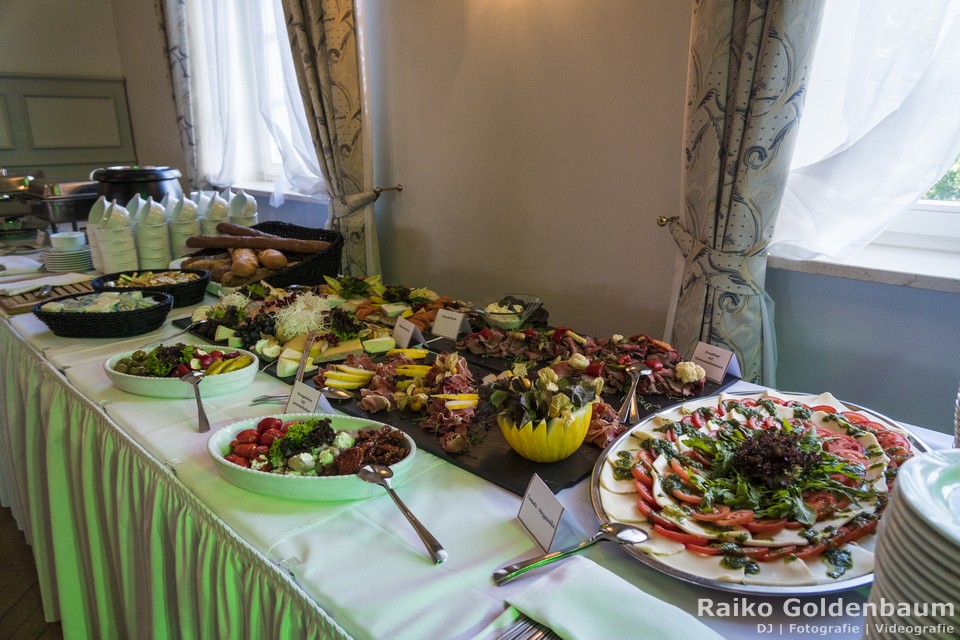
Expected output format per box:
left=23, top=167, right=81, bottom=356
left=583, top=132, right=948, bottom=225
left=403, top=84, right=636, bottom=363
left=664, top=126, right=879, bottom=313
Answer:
left=596, top=391, right=916, bottom=587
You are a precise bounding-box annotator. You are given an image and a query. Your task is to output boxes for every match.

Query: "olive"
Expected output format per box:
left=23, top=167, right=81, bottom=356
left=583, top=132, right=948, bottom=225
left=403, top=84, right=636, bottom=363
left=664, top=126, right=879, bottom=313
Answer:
left=117, top=357, right=133, bottom=368
left=114, top=363, right=129, bottom=374
left=132, top=350, right=147, bottom=362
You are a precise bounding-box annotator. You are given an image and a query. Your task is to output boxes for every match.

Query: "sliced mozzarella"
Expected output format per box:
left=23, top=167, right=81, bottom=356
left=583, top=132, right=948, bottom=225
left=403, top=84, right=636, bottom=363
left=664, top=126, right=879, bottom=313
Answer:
left=657, top=548, right=747, bottom=583
left=599, top=455, right=637, bottom=494
left=622, top=521, right=685, bottom=556
left=598, top=487, right=645, bottom=523
left=800, top=542, right=874, bottom=585
left=740, top=554, right=816, bottom=586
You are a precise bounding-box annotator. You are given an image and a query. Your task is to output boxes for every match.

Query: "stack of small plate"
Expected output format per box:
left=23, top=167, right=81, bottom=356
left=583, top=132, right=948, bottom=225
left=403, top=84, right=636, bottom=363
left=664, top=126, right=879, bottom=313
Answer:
left=865, top=449, right=960, bottom=638
left=954, top=384, right=959, bottom=447
left=42, top=247, right=94, bottom=273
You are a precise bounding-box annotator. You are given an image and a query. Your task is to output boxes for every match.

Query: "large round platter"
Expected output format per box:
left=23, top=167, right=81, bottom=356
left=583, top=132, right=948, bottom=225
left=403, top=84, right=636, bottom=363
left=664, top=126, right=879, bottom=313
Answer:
left=103, top=344, right=258, bottom=398
left=207, top=413, right=417, bottom=501
left=590, top=390, right=931, bottom=596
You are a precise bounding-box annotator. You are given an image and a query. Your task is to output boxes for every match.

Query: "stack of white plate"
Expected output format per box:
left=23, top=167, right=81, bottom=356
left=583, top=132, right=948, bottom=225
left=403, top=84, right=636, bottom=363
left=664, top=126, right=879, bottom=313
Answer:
left=42, top=247, right=94, bottom=273
left=865, top=449, right=960, bottom=638
left=954, top=385, right=959, bottom=447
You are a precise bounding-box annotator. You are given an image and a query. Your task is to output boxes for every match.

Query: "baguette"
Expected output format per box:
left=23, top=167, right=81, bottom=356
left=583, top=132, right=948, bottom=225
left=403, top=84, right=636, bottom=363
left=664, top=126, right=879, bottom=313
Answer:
left=186, top=234, right=331, bottom=254
left=181, top=256, right=231, bottom=271
left=215, top=222, right=280, bottom=238
left=230, top=247, right=260, bottom=277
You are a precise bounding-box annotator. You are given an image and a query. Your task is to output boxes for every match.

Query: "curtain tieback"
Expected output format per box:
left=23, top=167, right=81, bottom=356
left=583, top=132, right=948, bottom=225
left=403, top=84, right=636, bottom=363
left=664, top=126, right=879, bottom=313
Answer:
left=331, top=184, right=403, bottom=218
left=658, top=216, right=766, bottom=296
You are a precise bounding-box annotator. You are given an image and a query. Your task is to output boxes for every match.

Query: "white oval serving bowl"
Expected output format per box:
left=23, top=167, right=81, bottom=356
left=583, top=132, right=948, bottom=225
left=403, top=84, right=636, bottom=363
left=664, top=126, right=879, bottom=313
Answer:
left=104, top=344, right=258, bottom=398
left=207, top=413, right=416, bottom=501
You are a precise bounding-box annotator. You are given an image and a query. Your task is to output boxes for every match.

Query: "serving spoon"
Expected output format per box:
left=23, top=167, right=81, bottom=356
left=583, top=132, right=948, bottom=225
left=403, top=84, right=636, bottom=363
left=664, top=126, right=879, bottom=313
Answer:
left=358, top=464, right=448, bottom=564
left=492, top=522, right=648, bottom=586
left=180, top=370, right=210, bottom=433
left=617, top=363, right=652, bottom=426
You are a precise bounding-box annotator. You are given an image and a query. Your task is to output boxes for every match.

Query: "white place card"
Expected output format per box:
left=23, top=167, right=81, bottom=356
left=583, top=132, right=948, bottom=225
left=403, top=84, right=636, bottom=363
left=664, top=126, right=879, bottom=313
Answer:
left=393, top=316, right=426, bottom=348
left=285, top=380, right=322, bottom=414
left=431, top=309, right=471, bottom=340
left=691, top=341, right=741, bottom=383
left=517, top=474, right=565, bottom=552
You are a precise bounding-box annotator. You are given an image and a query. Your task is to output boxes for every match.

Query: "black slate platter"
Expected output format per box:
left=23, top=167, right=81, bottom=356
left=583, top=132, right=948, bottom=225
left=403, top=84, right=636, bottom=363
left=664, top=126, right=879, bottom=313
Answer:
left=172, top=318, right=739, bottom=495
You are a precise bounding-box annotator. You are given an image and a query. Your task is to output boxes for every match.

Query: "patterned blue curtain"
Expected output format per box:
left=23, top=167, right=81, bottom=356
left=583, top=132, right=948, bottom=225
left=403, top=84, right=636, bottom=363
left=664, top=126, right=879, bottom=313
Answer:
left=664, top=0, right=825, bottom=383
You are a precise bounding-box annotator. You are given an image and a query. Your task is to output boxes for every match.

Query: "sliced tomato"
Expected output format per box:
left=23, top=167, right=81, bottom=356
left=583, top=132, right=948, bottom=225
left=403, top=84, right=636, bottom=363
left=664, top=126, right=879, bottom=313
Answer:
left=690, top=505, right=732, bottom=522
left=671, top=487, right=704, bottom=504
left=742, top=518, right=787, bottom=535
left=841, top=411, right=869, bottom=424
left=760, top=545, right=797, bottom=562
left=647, top=511, right=679, bottom=530
left=669, top=458, right=691, bottom=484
left=805, top=492, right=838, bottom=520
left=685, top=543, right=722, bottom=556
left=636, top=448, right=656, bottom=469
left=631, top=464, right=654, bottom=488
left=636, top=497, right=654, bottom=518
left=653, top=523, right=709, bottom=546
left=685, top=449, right=713, bottom=469
left=715, top=510, right=755, bottom=526
left=809, top=404, right=837, bottom=413
left=635, top=480, right=658, bottom=507
left=792, top=542, right=827, bottom=559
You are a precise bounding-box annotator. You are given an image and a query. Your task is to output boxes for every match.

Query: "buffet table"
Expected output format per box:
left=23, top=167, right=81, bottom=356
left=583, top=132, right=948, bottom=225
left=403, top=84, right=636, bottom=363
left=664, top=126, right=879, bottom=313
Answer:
left=0, top=302, right=951, bottom=640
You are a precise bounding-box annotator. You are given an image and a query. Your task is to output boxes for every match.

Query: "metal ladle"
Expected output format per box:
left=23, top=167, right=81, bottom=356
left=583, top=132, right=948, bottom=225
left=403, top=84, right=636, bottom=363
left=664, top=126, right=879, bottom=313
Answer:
left=617, top=363, right=652, bottom=426
left=180, top=370, right=210, bottom=433
left=492, top=522, right=649, bottom=586
left=357, top=464, right=448, bottom=564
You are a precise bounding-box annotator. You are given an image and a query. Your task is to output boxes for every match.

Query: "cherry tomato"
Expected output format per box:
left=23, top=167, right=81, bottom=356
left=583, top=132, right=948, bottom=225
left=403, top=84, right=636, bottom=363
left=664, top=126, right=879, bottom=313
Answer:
left=255, top=445, right=269, bottom=457
left=235, top=429, right=259, bottom=444
left=652, top=523, right=709, bottom=546
left=258, top=428, right=284, bottom=447
left=643, top=359, right=664, bottom=372
left=257, top=417, right=284, bottom=435
left=224, top=454, right=249, bottom=468
left=232, top=443, right=258, bottom=459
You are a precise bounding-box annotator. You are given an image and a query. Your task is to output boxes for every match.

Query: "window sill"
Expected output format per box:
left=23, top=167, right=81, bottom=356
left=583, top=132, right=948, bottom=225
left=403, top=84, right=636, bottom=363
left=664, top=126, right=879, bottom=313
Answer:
left=232, top=180, right=329, bottom=205
left=767, top=245, right=960, bottom=294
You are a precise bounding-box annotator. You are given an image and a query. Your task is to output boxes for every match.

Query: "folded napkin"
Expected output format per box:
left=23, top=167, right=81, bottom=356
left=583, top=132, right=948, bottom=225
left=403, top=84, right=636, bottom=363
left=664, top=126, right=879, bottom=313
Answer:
left=505, top=556, right=724, bottom=640
left=0, top=256, right=43, bottom=277
left=0, top=272, right=93, bottom=296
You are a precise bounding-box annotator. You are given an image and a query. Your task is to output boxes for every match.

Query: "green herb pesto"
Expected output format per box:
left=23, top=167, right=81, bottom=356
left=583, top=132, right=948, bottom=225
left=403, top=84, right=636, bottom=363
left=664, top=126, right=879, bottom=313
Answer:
left=822, top=548, right=853, bottom=579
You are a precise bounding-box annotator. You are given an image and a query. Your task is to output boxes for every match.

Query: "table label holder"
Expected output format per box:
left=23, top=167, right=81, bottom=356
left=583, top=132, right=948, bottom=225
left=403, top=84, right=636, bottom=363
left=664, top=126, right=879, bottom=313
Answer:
left=691, top=341, right=741, bottom=383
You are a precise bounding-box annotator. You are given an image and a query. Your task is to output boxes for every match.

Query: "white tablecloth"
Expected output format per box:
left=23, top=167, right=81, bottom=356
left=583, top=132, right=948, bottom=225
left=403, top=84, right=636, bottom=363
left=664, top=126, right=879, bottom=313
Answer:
left=0, top=304, right=951, bottom=639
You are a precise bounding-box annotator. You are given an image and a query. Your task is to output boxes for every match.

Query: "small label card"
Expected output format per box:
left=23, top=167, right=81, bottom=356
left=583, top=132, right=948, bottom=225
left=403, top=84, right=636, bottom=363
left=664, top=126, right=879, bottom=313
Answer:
left=517, top=474, right=565, bottom=552
left=431, top=309, right=471, bottom=340
left=691, top=341, right=742, bottom=383
left=392, top=316, right=426, bottom=348
left=285, top=380, right=322, bottom=414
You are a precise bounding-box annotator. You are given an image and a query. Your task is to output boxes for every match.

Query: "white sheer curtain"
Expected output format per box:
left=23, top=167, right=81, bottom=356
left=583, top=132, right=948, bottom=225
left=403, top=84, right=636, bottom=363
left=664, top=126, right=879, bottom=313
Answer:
left=769, top=0, right=960, bottom=260
left=186, top=1, right=325, bottom=205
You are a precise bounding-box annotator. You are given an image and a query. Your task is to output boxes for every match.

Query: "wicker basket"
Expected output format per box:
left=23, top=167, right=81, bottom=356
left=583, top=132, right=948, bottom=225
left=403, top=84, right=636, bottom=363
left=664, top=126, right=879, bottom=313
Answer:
left=189, top=222, right=343, bottom=288
left=33, top=291, right=174, bottom=338
left=91, top=269, right=211, bottom=308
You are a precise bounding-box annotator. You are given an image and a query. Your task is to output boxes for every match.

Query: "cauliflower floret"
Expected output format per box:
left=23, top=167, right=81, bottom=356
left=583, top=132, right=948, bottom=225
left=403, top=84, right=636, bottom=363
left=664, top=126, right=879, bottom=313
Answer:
left=286, top=452, right=316, bottom=472
left=676, top=361, right=706, bottom=384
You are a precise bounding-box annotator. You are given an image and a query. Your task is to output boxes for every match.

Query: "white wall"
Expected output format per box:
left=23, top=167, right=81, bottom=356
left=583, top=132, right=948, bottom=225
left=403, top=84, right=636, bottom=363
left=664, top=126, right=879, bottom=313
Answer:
left=363, top=0, right=693, bottom=339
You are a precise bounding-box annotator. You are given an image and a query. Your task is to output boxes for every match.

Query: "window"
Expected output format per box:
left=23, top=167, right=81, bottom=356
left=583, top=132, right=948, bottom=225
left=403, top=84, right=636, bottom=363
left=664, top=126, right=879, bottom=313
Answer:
left=771, top=0, right=960, bottom=261
left=877, top=154, right=960, bottom=253
left=185, top=2, right=326, bottom=204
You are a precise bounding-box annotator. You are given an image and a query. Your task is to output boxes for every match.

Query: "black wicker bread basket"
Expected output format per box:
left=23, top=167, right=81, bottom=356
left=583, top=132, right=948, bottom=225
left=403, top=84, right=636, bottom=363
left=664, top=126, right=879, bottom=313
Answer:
left=91, top=269, right=211, bottom=308
left=188, top=222, right=343, bottom=288
left=254, top=222, right=343, bottom=287
left=33, top=291, right=174, bottom=338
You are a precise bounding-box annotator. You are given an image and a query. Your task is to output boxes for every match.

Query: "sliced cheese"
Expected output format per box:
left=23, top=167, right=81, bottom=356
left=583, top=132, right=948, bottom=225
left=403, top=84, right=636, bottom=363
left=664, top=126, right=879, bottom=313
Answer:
left=315, top=338, right=364, bottom=363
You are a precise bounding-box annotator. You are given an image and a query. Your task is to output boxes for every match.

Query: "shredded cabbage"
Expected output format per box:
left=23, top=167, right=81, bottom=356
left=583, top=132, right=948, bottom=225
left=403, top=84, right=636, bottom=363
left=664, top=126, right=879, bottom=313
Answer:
left=274, top=293, right=331, bottom=341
